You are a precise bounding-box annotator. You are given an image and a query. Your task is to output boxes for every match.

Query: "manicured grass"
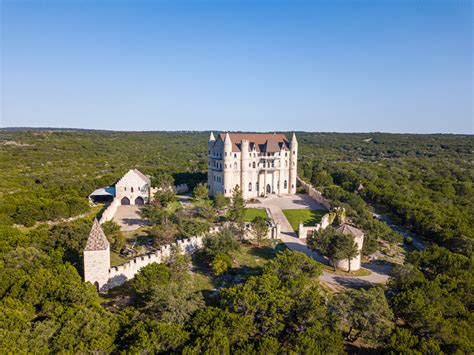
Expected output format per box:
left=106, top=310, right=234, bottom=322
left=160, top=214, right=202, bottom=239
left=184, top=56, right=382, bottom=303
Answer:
left=110, top=251, right=128, bottom=267
left=282, top=209, right=327, bottom=231
left=242, top=208, right=267, bottom=222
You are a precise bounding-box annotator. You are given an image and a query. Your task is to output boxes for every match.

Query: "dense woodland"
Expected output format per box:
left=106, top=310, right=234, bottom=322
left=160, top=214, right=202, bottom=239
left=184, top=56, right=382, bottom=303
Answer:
left=0, top=129, right=473, bottom=353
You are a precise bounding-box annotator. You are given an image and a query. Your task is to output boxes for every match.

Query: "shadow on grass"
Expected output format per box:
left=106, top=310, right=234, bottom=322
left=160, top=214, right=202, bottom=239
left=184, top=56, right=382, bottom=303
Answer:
left=247, top=245, right=279, bottom=260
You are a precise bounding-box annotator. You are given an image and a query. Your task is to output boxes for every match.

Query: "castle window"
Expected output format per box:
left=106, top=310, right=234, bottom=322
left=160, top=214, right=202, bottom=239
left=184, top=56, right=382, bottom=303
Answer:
left=249, top=163, right=251, bottom=167
left=131, top=187, right=134, bottom=193
left=271, top=161, right=274, bottom=167
left=252, top=162, right=256, bottom=168
left=249, top=153, right=251, bottom=157
left=285, top=160, right=288, bottom=167
left=124, top=187, right=126, bottom=191
left=292, top=162, right=295, bottom=166
left=225, top=152, right=227, bottom=157
left=234, top=162, right=237, bottom=170
left=256, top=182, right=259, bottom=191
left=284, top=180, right=287, bottom=189
left=248, top=182, right=252, bottom=191
left=234, top=153, right=237, bottom=158
left=293, top=150, right=296, bottom=155
left=285, top=152, right=288, bottom=157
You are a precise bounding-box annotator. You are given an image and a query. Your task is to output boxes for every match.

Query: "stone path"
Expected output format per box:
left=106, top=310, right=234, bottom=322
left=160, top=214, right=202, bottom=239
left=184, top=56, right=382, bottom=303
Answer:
left=248, top=194, right=391, bottom=288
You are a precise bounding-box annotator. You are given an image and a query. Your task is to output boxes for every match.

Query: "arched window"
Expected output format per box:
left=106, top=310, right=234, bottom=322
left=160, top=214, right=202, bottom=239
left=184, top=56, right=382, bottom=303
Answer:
left=292, top=161, right=295, bottom=166
left=293, top=150, right=296, bottom=155
left=124, top=187, right=126, bottom=191
left=284, top=180, right=288, bottom=189
left=248, top=182, right=252, bottom=191
left=252, top=162, right=256, bottom=168
left=131, top=187, right=134, bottom=193
left=285, top=152, right=288, bottom=157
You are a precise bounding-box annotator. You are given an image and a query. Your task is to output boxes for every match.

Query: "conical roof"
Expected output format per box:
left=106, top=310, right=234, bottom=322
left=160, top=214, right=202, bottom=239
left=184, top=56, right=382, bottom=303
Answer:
left=209, top=132, right=215, bottom=141
left=335, top=223, right=364, bottom=238
left=85, top=219, right=110, bottom=251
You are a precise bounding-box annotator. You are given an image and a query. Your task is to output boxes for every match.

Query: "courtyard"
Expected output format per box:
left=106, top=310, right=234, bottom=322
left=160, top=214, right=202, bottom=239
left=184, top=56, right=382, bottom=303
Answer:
left=113, top=205, right=149, bottom=232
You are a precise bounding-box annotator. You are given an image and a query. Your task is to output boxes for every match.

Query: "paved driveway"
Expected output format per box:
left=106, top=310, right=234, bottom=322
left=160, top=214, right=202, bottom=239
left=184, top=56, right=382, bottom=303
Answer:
left=113, top=205, right=149, bottom=232
left=248, top=194, right=391, bottom=288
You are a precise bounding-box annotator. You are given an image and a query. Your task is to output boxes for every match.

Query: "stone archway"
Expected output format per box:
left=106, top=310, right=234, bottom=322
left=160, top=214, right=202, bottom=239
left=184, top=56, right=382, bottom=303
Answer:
left=121, top=197, right=130, bottom=205
left=266, top=184, right=271, bottom=194
left=134, top=196, right=144, bottom=205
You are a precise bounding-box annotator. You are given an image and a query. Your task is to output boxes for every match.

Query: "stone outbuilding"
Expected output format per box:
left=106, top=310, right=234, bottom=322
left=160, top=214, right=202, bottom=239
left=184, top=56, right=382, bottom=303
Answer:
left=83, top=219, right=110, bottom=291
left=115, top=169, right=151, bottom=205
left=333, top=223, right=364, bottom=272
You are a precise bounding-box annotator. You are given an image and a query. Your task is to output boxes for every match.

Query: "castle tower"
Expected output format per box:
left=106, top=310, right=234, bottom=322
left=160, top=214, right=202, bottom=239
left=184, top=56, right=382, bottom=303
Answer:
left=83, top=219, right=110, bottom=291
left=223, top=132, right=233, bottom=196
left=289, top=132, right=298, bottom=194
left=207, top=132, right=216, bottom=196
left=240, top=139, right=250, bottom=199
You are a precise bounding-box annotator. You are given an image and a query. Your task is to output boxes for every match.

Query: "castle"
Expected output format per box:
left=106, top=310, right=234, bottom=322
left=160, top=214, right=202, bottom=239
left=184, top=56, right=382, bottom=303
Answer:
left=207, top=132, right=298, bottom=199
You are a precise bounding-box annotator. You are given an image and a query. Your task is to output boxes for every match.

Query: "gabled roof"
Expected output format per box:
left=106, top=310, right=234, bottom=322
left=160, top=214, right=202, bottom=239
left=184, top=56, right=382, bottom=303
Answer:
left=117, top=169, right=150, bottom=185
left=335, top=223, right=364, bottom=238
left=85, top=219, right=110, bottom=251
left=216, top=133, right=290, bottom=152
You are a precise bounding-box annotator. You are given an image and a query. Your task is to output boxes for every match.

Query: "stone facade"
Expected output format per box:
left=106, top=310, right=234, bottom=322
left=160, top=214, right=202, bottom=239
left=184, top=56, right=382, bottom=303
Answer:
left=115, top=169, right=150, bottom=205
left=207, top=132, right=298, bottom=199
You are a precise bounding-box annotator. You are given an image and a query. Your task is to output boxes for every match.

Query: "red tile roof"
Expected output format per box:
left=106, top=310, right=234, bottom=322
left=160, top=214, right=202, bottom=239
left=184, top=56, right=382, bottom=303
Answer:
left=216, top=133, right=290, bottom=152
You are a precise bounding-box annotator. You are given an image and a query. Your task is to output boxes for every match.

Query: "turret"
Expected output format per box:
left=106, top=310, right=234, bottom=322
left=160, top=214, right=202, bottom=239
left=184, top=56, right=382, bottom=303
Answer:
left=83, top=219, right=110, bottom=291
left=241, top=139, right=250, bottom=199
left=223, top=133, right=233, bottom=196
left=209, top=131, right=215, bottom=142
left=289, top=133, right=298, bottom=194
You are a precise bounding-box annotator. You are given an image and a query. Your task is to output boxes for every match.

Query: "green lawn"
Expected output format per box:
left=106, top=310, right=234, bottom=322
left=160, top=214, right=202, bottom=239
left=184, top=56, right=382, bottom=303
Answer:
left=242, top=208, right=267, bottom=222
left=282, top=209, right=327, bottom=231
left=110, top=251, right=128, bottom=267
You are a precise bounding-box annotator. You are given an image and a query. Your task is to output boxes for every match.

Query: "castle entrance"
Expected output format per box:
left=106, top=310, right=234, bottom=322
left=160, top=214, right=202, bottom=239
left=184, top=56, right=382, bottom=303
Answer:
left=266, top=184, right=271, bottom=194
left=121, top=197, right=130, bottom=205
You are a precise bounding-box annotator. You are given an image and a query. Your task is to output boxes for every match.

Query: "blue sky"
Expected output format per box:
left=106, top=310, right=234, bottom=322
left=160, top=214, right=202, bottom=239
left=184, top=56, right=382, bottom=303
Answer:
left=1, top=0, right=472, bottom=133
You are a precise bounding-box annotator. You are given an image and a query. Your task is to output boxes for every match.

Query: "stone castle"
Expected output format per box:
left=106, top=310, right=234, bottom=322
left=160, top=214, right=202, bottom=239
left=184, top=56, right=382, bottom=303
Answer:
left=207, top=132, right=298, bottom=199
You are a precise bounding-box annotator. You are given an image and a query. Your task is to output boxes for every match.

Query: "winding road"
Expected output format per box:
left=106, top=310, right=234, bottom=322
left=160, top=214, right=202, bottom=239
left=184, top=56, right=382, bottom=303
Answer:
left=248, top=194, right=392, bottom=288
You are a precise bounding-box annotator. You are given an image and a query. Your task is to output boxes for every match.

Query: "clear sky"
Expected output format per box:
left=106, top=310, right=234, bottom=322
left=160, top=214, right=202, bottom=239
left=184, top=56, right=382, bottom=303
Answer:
left=1, top=0, right=472, bottom=133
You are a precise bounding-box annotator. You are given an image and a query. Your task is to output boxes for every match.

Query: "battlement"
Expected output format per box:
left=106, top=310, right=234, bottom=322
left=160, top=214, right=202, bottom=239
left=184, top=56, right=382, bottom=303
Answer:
left=91, top=235, right=205, bottom=291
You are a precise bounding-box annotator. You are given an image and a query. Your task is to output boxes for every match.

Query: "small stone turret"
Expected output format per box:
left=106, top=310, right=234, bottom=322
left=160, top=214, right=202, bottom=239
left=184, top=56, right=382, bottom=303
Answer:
left=289, top=133, right=298, bottom=194
left=84, top=219, right=110, bottom=291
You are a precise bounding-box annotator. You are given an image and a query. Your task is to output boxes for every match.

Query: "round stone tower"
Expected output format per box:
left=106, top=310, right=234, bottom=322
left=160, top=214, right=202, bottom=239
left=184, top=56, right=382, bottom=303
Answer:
left=207, top=132, right=216, bottom=196
left=240, top=139, right=250, bottom=200
left=223, top=132, right=233, bottom=196
left=289, top=132, right=298, bottom=194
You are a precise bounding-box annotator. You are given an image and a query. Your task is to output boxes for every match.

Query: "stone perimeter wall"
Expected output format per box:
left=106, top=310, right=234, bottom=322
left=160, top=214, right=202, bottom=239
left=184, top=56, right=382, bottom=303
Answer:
left=103, top=235, right=204, bottom=290
left=297, top=177, right=332, bottom=210
left=99, top=198, right=120, bottom=224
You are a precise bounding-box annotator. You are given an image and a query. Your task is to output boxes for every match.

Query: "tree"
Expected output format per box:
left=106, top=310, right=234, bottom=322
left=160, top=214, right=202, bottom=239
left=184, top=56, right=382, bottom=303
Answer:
left=251, top=216, right=268, bottom=247
left=192, top=183, right=209, bottom=201
left=228, top=186, right=245, bottom=222
left=202, top=228, right=239, bottom=260
left=211, top=253, right=233, bottom=276
left=213, top=192, right=229, bottom=211
left=151, top=173, right=176, bottom=207
left=327, top=233, right=358, bottom=272
left=101, top=220, right=125, bottom=252
left=329, top=287, right=394, bottom=344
